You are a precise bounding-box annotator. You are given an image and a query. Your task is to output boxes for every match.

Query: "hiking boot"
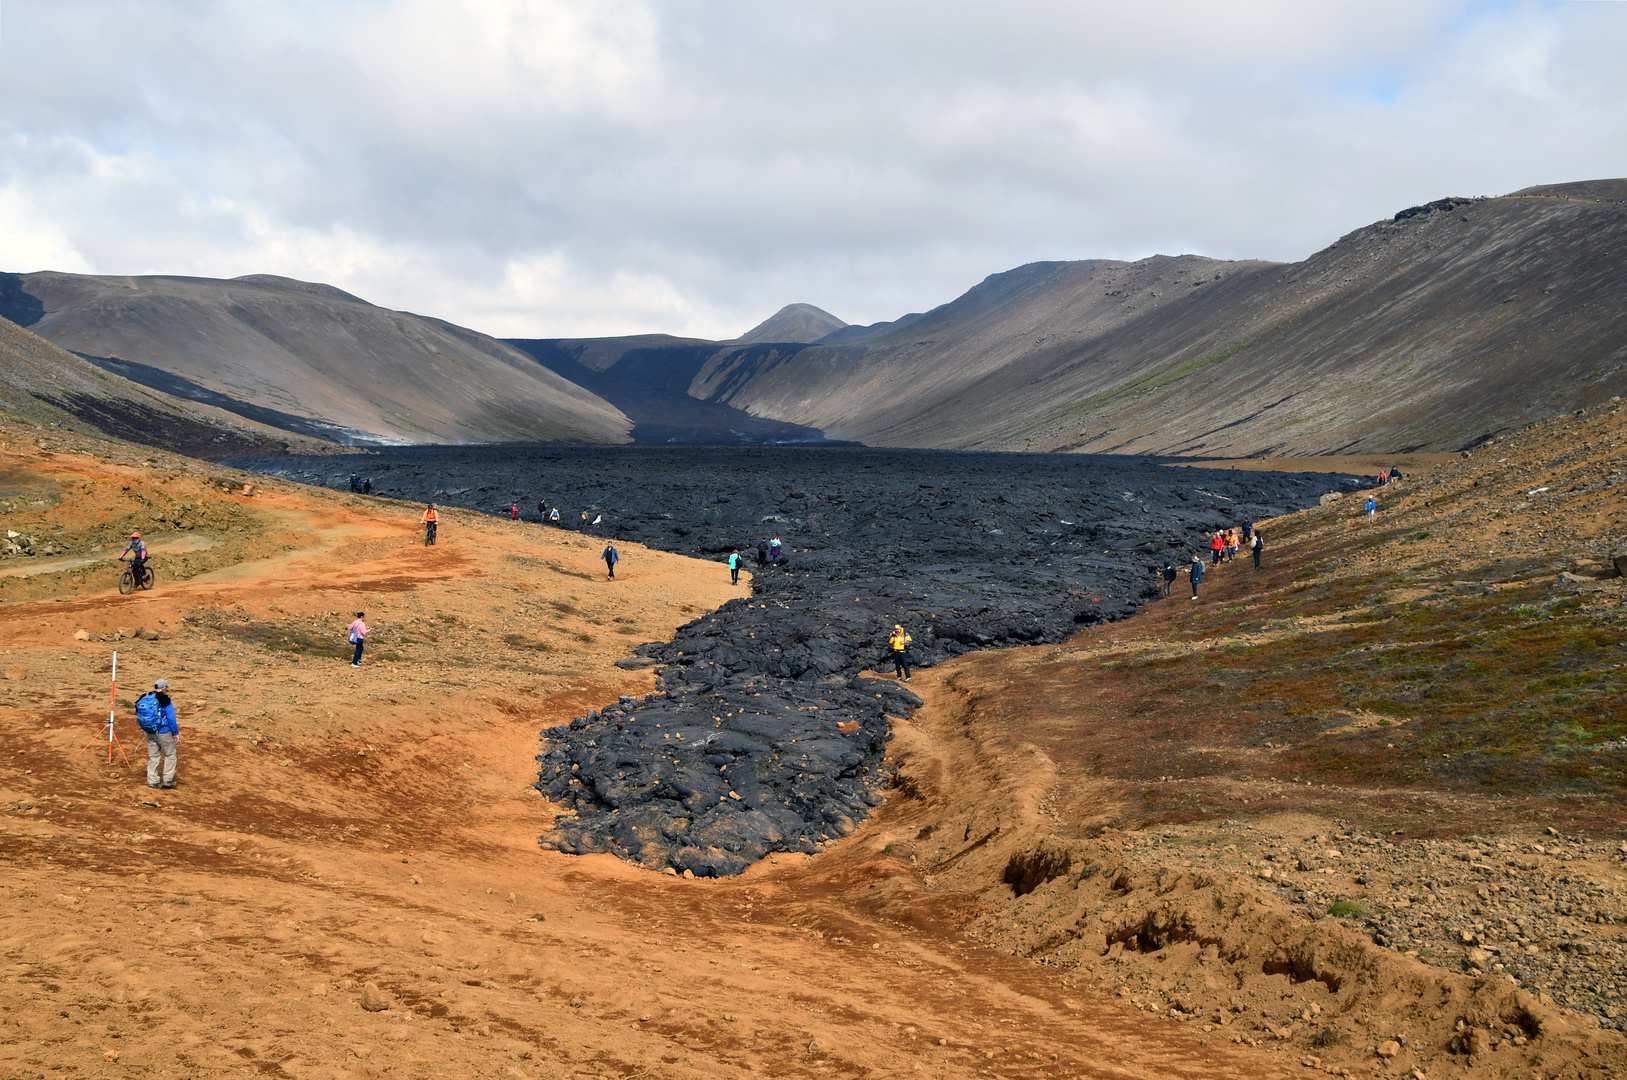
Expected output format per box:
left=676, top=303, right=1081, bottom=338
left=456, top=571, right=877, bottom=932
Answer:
left=160, top=782, right=175, bottom=789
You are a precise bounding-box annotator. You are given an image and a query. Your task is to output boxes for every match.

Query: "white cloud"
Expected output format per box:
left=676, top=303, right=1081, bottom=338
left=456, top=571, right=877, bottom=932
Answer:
left=0, top=0, right=1624, bottom=338
left=0, top=185, right=93, bottom=273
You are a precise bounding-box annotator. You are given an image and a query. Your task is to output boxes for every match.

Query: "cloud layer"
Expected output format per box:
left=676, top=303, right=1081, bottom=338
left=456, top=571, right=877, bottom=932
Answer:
left=2, top=1, right=1624, bottom=338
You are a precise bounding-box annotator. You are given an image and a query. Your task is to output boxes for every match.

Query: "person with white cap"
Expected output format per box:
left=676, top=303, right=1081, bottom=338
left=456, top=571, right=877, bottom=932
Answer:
left=134, top=679, right=179, bottom=789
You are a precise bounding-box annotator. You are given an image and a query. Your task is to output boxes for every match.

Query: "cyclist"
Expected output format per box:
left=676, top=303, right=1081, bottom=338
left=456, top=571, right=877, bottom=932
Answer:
left=120, top=532, right=149, bottom=584
left=421, top=504, right=439, bottom=546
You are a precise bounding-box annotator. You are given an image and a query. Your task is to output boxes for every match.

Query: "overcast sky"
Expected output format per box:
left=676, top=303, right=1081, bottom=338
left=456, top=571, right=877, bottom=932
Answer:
left=2, top=1, right=1624, bottom=339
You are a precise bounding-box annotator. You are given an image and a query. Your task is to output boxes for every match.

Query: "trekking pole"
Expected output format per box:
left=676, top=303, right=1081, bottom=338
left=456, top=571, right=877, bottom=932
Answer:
left=76, top=650, right=132, bottom=767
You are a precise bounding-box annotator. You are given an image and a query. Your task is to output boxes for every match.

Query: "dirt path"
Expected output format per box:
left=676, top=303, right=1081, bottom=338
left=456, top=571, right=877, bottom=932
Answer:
left=1, top=440, right=1289, bottom=1080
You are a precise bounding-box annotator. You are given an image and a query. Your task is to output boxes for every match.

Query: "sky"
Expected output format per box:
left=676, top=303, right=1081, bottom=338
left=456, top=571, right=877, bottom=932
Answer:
left=1, top=1, right=1625, bottom=340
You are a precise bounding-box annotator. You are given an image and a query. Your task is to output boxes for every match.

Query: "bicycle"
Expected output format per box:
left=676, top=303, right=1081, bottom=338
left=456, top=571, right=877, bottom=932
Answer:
left=424, top=522, right=437, bottom=546
left=118, top=560, right=155, bottom=595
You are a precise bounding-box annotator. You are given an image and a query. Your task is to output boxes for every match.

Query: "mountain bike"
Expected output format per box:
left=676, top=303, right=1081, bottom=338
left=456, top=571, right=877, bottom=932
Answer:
left=119, top=560, right=155, bottom=595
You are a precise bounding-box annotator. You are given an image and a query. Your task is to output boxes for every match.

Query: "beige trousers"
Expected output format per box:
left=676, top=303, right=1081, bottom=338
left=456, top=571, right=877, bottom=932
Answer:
left=146, top=731, right=177, bottom=787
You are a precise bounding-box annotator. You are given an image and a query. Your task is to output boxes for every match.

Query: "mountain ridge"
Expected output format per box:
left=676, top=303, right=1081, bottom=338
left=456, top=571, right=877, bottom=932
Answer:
left=7, top=272, right=631, bottom=446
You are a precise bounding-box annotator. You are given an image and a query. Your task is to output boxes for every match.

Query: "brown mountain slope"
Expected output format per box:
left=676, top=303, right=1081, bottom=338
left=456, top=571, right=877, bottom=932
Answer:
left=0, top=314, right=338, bottom=459
left=13, top=272, right=631, bottom=445
left=691, top=183, right=1627, bottom=456
left=731, top=302, right=847, bottom=344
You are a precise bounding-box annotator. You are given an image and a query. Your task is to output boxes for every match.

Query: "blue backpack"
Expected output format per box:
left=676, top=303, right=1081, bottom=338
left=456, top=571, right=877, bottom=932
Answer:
left=135, top=692, right=163, bottom=733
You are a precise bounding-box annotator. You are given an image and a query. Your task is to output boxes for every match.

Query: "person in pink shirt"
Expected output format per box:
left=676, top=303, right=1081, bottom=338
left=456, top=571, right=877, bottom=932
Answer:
left=348, top=612, right=368, bottom=668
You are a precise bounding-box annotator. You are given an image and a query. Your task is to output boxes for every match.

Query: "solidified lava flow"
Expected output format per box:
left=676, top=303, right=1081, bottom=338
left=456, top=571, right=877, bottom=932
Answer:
left=232, top=446, right=1350, bottom=874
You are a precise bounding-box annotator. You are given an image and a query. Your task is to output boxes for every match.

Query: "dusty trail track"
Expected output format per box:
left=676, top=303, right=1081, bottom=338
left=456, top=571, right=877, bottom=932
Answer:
left=0, top=434, right=1280, bottom=1080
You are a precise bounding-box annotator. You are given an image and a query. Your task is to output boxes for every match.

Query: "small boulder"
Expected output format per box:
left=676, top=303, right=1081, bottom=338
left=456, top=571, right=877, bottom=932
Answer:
left=73, top=630, right=90, bottom=642
left=1376, top=1040, right=1400, bottom=1059
left=137, top=628, right=160, bottom=641
left=359, top=982, right=391, bottom=1011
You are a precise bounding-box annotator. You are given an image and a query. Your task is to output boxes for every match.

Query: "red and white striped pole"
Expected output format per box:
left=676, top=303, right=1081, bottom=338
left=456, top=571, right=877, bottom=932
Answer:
left=108, top=651, right=117, bottom=760
left=77, top=651, right=131, bottom=767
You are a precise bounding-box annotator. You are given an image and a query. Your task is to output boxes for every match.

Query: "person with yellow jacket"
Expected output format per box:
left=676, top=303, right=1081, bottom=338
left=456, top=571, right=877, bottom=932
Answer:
left=888, top=624, right=913, bottom=682
left=420, top=503, right=439, bottom=546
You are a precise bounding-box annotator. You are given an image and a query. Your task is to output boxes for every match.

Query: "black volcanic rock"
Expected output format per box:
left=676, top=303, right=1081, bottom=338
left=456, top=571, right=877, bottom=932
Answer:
left=231, top=445, right=1345, bottom=874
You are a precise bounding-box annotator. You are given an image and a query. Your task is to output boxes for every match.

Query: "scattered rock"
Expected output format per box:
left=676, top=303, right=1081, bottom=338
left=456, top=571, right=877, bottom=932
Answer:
left=359, top=982, right=391, bottom=1011
left=137, top=627, right=160, bottom=640
left=72, top=630, right=90, bottom=641
left=3, top=666, right=25, bottom=681
left=1377, top=1040, right=1400, bottom=1058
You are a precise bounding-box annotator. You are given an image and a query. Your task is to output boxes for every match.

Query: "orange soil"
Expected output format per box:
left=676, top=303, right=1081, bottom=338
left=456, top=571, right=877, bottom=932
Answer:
left=1, top=434, right=1288, bottom=1080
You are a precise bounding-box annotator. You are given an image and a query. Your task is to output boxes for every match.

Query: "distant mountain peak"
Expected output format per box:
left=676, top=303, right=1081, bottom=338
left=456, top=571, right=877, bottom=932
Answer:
left=732, top=303, right=846, bottom=345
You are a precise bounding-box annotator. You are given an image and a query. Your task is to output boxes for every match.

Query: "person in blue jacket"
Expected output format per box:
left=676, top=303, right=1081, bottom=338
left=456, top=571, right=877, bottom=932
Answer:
left=1188, top=553, right=1205, bottom=599
left=136, top=678, right=179, bottom=789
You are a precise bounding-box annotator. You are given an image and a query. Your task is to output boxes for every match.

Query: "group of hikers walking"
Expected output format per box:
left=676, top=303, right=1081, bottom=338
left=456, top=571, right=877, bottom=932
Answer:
left=1158, top=519, right=1263, bottom=600
left=724, top=536, right=783, bottom=584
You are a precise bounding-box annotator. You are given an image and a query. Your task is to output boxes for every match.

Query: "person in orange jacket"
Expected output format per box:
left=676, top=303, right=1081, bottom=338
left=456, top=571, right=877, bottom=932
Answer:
left=421, top=504, right=439, bottom=546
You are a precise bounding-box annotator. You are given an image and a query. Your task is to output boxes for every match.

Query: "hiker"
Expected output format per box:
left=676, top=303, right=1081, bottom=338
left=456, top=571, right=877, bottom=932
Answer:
left=362, top=478, right=372, bottom=495
left=728, top=549, right=742, bottom=585
left=421, top=504, right=439, bottom=545
left=1210, top=531, right=1224, bottom=565
left=888, top=624, right=913, bottom=682
left=120, top=532, right=148, bottom=580
left=580, top=511, right=589, bottom=530
left=1365, top=495, right=1377, bottom=523
left=1389, top=467, right=1402, bottom=482
left=1227, top=527, right=1240, bottom=562
left=602, top=542, right=619, bottom=579
left=1161, top=563, right=1176, bottom=598
left=135, top=679, right=179, bottom=789
left=1251, top=531, right=1263, bottom=569
left=548, top=506, right=560, bottom=525
left=348, top=611, right=368, bottom=667
left=770, top=536, right=782, bottom=566
left=510, top=503, right=519, bottom=521
left=756, top=539, right=769, bottom=567
left=1189, top=553, right=1204, bottom=599
left=349, top=473, right=360, bottom=493
left=1242, top=519, right=1253, bottom=543
left=538, top=497, right=547, bottom=522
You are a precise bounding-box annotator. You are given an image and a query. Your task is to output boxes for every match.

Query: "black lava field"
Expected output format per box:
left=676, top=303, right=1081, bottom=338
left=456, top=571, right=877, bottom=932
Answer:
left=232, top=446, right=1353, bottom=875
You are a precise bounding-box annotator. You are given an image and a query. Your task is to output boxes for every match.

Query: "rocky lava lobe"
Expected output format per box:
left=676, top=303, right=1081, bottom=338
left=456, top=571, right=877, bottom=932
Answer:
left=234, top=447, right=1341, bottom=873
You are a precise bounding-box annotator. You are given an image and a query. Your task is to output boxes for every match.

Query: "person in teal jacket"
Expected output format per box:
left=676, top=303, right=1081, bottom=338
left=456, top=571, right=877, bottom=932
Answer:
left=728, top=549, right=742, bottom=584
left=1189, top=554, right=1205, bottom=599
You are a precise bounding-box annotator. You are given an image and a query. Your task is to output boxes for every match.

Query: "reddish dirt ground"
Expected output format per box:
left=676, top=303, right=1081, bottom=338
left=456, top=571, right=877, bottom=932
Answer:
left=7, top=404, right=1627, bottom=1080
left=1, top=429, right=1290, bottom=1080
